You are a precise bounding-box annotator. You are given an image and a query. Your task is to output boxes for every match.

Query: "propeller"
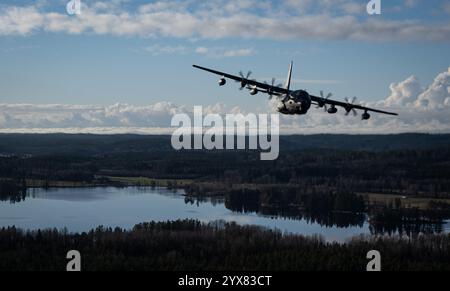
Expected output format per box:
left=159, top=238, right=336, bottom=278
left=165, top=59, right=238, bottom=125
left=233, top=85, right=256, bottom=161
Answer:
left=237, top=71, right=252, bottom=90
left=344, top=96, right=357, bottom=116
left=264, top=78, right=282, bottom=100
left=317, top=90, right=332, bottom=111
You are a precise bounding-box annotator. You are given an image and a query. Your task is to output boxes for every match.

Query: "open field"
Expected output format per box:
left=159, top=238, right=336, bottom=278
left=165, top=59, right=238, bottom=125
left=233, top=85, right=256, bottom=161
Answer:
left=104, top=176, right=194, bottom=187
left=360, top=192, right=450, bottom=210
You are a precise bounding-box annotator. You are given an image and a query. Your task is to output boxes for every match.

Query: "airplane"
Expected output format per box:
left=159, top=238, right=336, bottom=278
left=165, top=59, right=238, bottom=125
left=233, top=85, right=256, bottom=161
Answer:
left=193, top=62, right=398, bottom=120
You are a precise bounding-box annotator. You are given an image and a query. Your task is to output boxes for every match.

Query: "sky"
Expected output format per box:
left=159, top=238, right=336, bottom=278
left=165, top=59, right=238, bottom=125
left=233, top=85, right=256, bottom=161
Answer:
left=0, top=0, right=449, bottom=134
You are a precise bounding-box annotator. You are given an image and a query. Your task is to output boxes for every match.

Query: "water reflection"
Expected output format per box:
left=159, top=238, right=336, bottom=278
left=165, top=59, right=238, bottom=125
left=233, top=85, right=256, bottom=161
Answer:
left=185, top=191, right=449, bottom=235
left=370, top=220, right=445, bottom=237
left=0, top=186, right=448, bottom=241
left=0, top=187, right=26, bottom=203
left=25, top=186, right=184, bottom=202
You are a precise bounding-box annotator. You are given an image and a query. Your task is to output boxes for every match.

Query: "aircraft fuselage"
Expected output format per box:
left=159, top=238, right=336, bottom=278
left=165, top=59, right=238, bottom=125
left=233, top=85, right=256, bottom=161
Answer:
left=277, top=90, right=311, bottom=115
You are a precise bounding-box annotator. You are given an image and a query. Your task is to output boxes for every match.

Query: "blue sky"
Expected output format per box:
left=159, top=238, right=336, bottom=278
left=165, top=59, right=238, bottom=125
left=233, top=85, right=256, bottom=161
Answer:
left=0, top=0, right=449, bottom=133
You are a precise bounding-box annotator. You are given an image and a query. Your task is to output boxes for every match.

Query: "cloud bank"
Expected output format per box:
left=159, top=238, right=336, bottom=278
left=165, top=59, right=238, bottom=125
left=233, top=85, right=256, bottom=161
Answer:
left=0, top=0, right=449, bottom=42
left=1, top=68, right=449, bottom=134
left=143, top=44, right=256, bottom=58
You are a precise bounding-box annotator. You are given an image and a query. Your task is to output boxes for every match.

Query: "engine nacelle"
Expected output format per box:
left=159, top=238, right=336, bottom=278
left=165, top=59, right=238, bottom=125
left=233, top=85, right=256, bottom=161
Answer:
left=327, top=106, right=338, bottom=114
left=218, top=77, right=226, bottom=86
left=250, top=88, right=258, bottom=95
left=362, top=111, right=371, bottom=120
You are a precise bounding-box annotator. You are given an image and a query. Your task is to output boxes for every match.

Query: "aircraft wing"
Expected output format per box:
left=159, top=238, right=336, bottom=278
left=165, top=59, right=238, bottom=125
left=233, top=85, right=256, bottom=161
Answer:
left=193, top=64, right=398, bottom=116
left=193, top=65, right=289, bottom=96
left=310, top=95, right=398, bottom=116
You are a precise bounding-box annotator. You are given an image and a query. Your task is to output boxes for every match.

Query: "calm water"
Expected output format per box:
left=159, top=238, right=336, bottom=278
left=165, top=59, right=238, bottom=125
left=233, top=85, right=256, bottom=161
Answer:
left=0, top=187, right=448, bottom=242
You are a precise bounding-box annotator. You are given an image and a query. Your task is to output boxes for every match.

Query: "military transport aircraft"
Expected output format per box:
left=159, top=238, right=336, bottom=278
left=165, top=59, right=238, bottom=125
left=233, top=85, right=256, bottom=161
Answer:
left=193, top=62, right=398, bottom=119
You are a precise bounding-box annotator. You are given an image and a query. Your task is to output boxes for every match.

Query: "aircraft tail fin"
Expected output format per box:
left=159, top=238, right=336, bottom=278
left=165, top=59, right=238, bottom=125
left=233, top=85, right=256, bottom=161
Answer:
left=284, top=61, right=293, bottom=92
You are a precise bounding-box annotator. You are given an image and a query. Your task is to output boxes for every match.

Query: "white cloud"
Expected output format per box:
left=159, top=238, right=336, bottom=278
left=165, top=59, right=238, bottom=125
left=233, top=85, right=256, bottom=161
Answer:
left=1, top=68, right=450, bottom=134
left=222, top=48, right=255, bottom=57
left=0, top=102, right=185, bottom=130
left=140, top=44, right=255, bottom=58
left=0, top=6, right=44, bottom=35
left=381, top=67, right=450, bottom=110
left=195, top=46, right=256, bottom=58
left=144, top=44, right=188, bottom=56
left=293, top=66, right=450, bottom=134
left=195, top=46, right=209, bottom=54
left=383, top=75, right=422, bottom=107
left=0, top=1, right=449, bottom=42
left=414, top=68, right=450, bottom=109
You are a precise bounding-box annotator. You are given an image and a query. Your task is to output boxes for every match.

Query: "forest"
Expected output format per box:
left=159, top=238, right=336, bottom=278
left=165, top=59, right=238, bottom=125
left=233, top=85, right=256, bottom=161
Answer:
left=0, top=219, right=449, bottom=271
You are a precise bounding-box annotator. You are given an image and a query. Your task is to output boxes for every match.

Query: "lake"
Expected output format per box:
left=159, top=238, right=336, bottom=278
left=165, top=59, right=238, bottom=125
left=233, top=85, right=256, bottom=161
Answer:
left=0, top=186, right=448, bottom=242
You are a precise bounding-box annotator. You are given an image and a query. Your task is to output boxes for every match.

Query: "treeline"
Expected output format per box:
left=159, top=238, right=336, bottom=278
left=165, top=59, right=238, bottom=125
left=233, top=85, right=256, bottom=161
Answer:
left=0, top=156, right=97, bottom=183
left=2, top=133, right=450, bottom=155
left=0, top=219, right=449, bottom=271
left=2, top=142, right=450, bottom=198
